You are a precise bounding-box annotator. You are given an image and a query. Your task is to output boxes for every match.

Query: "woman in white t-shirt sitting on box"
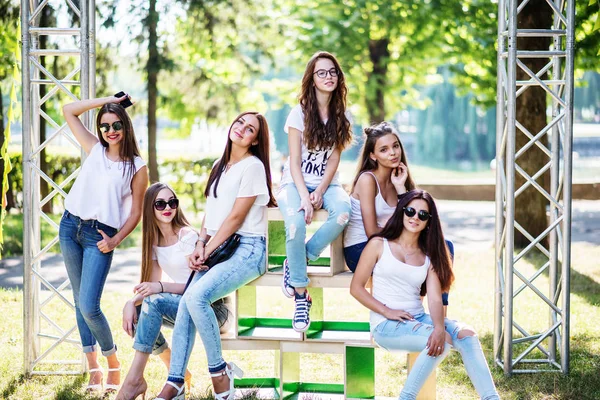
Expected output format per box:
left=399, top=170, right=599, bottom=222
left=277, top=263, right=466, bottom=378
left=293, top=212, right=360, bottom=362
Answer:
left=59, top=94, right=148, bottom=394
left=278, top=51, right=353, bottom=333
left=154, top=111, right=276, bottom=400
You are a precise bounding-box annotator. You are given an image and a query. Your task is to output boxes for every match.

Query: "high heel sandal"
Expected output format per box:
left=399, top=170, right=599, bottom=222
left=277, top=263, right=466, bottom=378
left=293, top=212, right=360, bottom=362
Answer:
left=115, top=378, right=147, bottom=400
left=154, top=381, right=185, bottom=400
left=104, top=366, right=121, bottom=394
left=85, top=367, right=104, bottom=393
left=210, top=362, right=244, bottom=400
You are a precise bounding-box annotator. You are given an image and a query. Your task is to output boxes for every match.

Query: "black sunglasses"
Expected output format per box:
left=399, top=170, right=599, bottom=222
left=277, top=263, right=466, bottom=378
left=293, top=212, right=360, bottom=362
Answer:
left=313, top=68, right=338, bottom=79
left=99, top=121, right=124, bottom=134
left=154, top=198, right=179, bottom=211
left=403, top=206, right=431, bottom=222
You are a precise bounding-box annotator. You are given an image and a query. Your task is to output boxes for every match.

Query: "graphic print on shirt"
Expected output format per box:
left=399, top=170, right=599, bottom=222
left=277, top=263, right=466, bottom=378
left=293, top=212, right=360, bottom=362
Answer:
left=301, top=148, right=332, bottom=178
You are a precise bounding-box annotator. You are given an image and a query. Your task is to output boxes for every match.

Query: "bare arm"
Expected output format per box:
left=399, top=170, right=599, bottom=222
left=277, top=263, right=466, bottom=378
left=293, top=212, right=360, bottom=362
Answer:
left=62, top=94, right=130, bottom=154
left=97, top=166, right=149, bottom=253
left=190, top=196, right=257, bottom=270
left=350, top=238, right=415, bottom=322
left=425, top=267, right=447, bottom=356
left=288, top=127, right=313, bottom=223
left=354, top=173, right=381, bottom=238
left=315, top=147, right=341, bottom=195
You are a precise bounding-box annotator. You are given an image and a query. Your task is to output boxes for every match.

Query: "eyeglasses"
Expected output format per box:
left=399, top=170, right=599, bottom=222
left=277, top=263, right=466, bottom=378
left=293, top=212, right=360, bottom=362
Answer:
left=154, top=198, right=179, bottom=211
left=99, top=121, right=124, bottom=134
left=403, top=206, right=431, bottom=222
left=313, top=68, right=339, bottom=79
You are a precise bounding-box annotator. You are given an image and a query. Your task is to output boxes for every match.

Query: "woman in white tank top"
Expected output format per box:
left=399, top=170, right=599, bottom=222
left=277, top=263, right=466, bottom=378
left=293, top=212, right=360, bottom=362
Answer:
left=343, top=122, right=415, bottom=272
left=59, top=95, right=148, bottom=394
left=350, top=190, right=499, bottom=400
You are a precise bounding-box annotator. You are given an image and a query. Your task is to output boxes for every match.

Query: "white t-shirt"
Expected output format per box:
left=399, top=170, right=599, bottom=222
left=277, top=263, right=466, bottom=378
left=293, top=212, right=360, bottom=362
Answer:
left=152, top=229, right=197, bottom=284
left=64, top=142, right=146, bottom=229
left=280, top=104, right=339, bottom=188
left=204, top=156, right=269, bottom=237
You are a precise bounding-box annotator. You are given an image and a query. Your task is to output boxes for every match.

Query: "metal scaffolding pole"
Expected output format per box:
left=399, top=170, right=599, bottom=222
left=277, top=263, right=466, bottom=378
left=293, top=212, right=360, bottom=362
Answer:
left=494, top=0, right=575, bottom=375
left=21, top=0, right=95, bottom=375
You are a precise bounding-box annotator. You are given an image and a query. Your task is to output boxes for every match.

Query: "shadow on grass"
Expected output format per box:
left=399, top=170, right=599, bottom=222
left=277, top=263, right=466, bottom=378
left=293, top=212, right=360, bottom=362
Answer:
left=522, top=250, right=600, bottom=307
left=441, top=333, right=600, bottom=400
left=1, top=373, right=26, bottom=399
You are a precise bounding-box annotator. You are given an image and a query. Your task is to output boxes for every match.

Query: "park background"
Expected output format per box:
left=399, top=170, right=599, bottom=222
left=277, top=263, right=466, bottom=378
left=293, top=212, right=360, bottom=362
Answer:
left=0, top=0, right=599, bottom=399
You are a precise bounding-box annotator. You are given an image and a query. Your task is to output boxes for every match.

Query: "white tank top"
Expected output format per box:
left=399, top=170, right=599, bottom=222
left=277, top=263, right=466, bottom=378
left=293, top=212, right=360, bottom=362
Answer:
left=152, top=229, right=197, bottom=284
left=370, top=238, right=429, bottom=332
left=344, top=172, right=396, bottom=247
left=64, top=142, right=146, bottom=229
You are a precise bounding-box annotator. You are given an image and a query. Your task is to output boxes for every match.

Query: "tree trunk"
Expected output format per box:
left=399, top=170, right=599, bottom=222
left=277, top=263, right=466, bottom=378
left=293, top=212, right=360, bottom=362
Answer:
left=147, top=0, right=159, bottom=183
left=514, top=0, right=553, bottom=248
left=366, top=39, right=389, bottom=124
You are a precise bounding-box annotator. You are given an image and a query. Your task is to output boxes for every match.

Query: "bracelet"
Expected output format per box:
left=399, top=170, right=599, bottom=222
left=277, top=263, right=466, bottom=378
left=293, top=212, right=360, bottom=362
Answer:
left=158, top=281, right=164, bottom=293
left=197, top=237, right=208, bottom=246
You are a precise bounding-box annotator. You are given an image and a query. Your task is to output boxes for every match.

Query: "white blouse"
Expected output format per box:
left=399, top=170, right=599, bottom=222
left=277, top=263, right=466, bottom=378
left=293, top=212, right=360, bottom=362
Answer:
left=152, top=229, right=197, bottom=284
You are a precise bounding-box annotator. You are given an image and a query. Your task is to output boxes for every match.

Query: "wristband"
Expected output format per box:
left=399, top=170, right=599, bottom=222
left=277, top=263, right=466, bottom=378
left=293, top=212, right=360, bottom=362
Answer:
left=197, top=237, right=208, bottom=246
left=158, top=281, right=164, bottom=293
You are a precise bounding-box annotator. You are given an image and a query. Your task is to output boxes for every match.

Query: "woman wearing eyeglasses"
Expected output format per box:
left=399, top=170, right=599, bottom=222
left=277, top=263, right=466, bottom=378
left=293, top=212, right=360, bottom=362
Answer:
left=344, top=122, right=415, bottom=272
left=154, top=111, right=276, bottom=400
left=350, top=190, right=499, bottom=400
left=278, top=51, right=353, bottom=332
left=60, top=95, right=149, bottom=394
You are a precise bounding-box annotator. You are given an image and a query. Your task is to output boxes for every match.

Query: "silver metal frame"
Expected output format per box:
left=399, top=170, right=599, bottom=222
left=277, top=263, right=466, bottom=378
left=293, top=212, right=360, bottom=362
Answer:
left=22, top=0, right=95, bottom=375
left=494, top=0, right=575, bottom=375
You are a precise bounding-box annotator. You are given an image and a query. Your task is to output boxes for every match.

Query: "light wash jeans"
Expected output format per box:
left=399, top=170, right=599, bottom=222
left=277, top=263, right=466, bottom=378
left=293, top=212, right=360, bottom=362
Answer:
left=133, top=296, right=178, bottom=355
left=167, top=236, right=266, bottom=382
left=373, top=313, right=499, bottom=400
left=276, top=184, right=351, bottom=288
left=59, top=210, right=118, bottom=355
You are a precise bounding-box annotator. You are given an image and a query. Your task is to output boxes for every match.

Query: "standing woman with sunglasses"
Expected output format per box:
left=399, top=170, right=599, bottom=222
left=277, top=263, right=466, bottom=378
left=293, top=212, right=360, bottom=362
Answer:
left=278, top=51, right=353, bottom=332
left=59, top=94, right=148, bottom=394
left=154, top=111, right=276, bottom=400
left=343, top=122, right=415, bottom=272
left=350, top=190, right=499, bottom=400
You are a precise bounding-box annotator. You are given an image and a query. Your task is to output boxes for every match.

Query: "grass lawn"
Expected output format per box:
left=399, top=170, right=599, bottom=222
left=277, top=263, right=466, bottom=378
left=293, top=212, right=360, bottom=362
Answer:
left=0, top=243, right=599, bottom=399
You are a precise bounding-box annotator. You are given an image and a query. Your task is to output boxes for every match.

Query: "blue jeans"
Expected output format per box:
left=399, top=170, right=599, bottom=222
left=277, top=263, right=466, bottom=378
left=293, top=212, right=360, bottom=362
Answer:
left=373, top=314, right=499, bottom=400
left=59, top=210, right=118, bottom=355
left=277, top=184, right=351, bottom=287
left=167, top=236, right=266, bottom=382
left=133, top=297, right=177, bottom=355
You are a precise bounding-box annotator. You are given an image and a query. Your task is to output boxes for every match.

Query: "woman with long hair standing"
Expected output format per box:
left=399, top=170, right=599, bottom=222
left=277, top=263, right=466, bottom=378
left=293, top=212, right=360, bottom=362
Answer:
left=154, top=111, right=276, bottom=400
left=279, top=51, right=353, bottom=332
left=350, top=190, right=499, bottom=400
left=60, top=94, right=148, bottom=394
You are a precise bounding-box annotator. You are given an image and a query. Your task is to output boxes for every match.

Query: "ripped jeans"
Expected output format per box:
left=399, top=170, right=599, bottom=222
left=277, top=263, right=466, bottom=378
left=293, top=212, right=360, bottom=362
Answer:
left=373, top=314, right=499, bottom=400
left=276, top=184, right=351, bottom=288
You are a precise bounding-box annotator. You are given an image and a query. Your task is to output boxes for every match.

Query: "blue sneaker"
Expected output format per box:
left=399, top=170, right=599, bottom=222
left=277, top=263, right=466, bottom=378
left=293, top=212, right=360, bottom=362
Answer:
left=281, top=258, right=295, bottom=298
left=292, top=291, right=312, bottom=332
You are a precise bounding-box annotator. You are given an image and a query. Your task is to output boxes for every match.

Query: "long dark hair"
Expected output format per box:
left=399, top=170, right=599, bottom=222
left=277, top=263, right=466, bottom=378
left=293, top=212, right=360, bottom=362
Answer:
left=299, top=51, right=352, bottom=151
left=96, top=103, right=141, bottom=180
left=352, top=122, right=416, bottom=192
left=204, top=112, right=276, bottom=207
left=375, top=189, right=454, bottom=292
left=140, top=183, right=191, bottom=283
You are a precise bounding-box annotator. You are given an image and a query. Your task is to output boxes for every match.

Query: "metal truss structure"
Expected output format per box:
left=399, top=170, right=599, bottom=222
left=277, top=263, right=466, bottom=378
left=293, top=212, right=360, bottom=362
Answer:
left=21, top=0, right=95, bottom=374
left=494, top=0, right=575, bottom=375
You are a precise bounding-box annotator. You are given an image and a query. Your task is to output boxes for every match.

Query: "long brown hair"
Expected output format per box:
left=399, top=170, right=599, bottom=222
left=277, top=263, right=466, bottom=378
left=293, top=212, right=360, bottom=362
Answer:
left=352, top=122, right=416, bottom=192
left=204, top=112, right=276, bottom=207
left=375, top=189, right=454, bottom=292
left=299, top=51, right=352, bottom=151
left=140, top=183, right=191, bottom=283
left=96, top=103, right=141, bottom=180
